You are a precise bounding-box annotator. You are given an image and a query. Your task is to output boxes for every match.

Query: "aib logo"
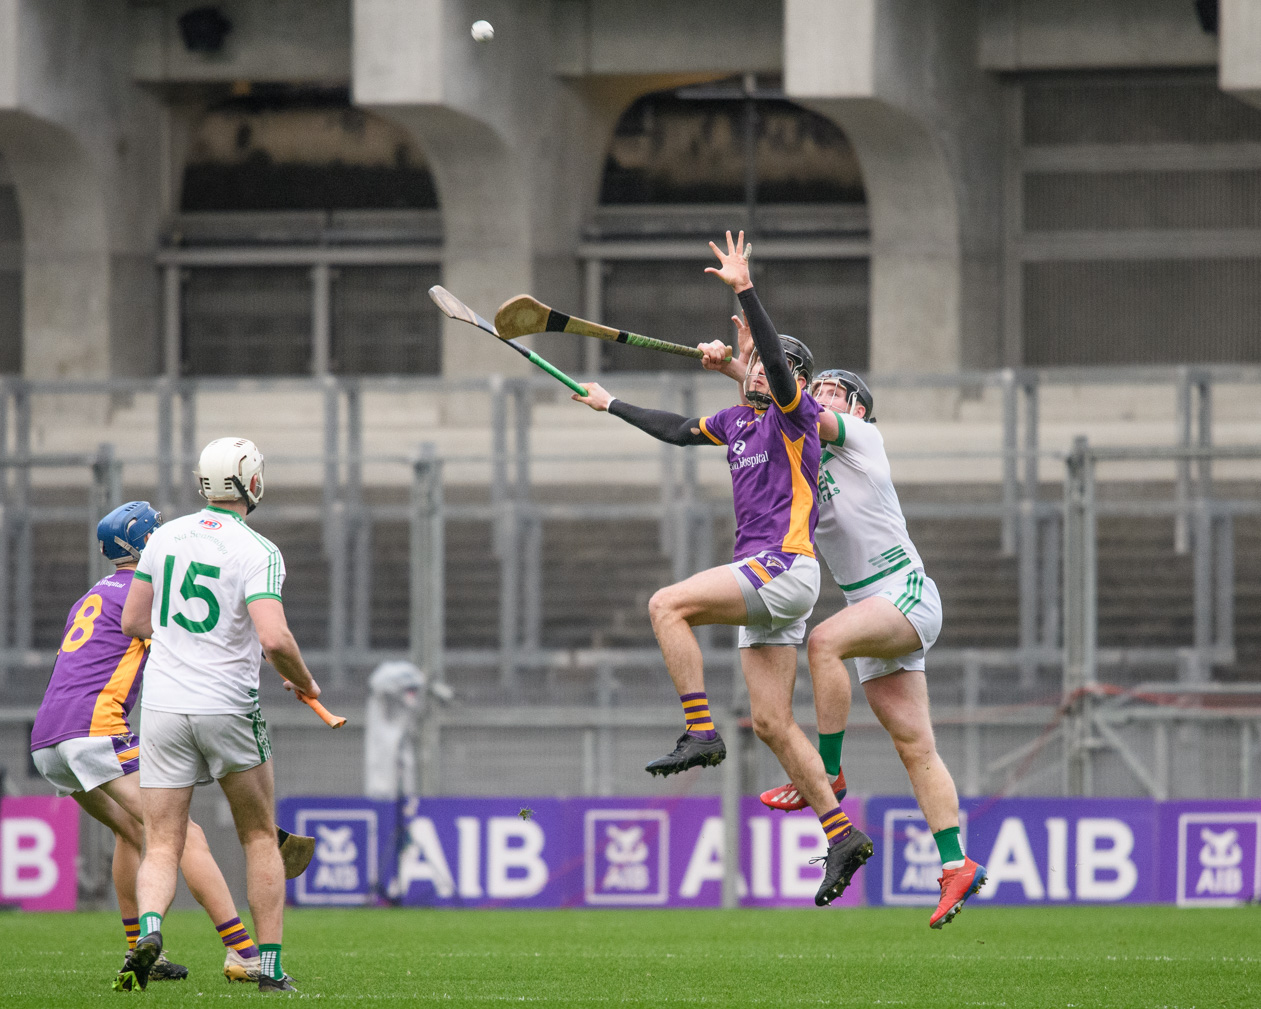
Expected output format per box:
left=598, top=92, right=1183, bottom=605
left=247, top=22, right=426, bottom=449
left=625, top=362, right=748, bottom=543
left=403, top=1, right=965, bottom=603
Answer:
left=1176, top=813, right=1261, bottom=907
left=602, top=825, right=650, bottom=891
left=899, top=824, right=942, bottom=893
left=733, top=440, right=746, bottom=456
left=882, top=808, right=968, bottom=905
left=199, top=518, right=222, bottom=530
left=585, top=810, right=668, bottom=905
left=314, top=825, right=359, bottom=891
left=294, top=809, right=378, bottom=906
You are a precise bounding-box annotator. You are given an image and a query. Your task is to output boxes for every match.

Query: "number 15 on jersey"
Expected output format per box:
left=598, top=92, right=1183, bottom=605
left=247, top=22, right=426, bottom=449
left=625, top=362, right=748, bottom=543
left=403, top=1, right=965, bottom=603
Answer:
left=160, top=556, right=222, bottom=634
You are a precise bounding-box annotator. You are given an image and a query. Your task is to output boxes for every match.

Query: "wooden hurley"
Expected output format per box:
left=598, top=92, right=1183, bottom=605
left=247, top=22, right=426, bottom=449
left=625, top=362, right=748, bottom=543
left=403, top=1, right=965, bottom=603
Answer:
left=495, top=295, right=731, bottom=362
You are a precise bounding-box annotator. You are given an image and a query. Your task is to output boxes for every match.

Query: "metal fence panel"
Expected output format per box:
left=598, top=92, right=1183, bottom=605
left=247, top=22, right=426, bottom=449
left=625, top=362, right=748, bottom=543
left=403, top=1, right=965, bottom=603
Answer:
left=331, top=265, right=442, bottom=375
left=182, top=266, right=313, bottom=375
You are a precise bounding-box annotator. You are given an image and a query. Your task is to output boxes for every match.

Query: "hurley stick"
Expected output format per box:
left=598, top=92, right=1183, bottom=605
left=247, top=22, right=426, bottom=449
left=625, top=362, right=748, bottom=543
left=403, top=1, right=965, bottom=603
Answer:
left=299, top=692, right=347, bottom=728
left=428, top=286, right=589, bottom=396
left=495, top=295, right=731, bottom=362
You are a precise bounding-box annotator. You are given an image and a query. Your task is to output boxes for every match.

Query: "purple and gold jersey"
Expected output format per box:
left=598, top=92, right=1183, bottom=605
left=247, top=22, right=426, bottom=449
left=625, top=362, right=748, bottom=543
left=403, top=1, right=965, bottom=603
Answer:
left=698, top=386, right=821, bottom=561
left=30, top=570, right=147, bottom=751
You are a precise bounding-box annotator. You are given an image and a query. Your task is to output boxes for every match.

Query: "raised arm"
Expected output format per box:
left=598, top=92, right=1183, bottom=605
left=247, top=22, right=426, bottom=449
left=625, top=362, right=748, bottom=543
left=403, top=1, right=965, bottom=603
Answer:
left=571, top=382, right=713, bottom=447
left=706, top=231, right=797, bottom=408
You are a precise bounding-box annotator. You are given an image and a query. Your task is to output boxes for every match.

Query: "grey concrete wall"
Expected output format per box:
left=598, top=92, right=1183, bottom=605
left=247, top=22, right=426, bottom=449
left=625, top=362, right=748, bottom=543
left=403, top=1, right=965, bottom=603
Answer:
left=131, top=0, right=350, bottom=83
left=0, top=0, right=1245, bottom=384
left=0, top=0, right=163, bottom=379
left=353, top=0, right=746, bottom=379
left=785, top=0, right=1005, bottom=373
left=979, top=0, right=1218, bottom=71
left=557, top=0, right=782, bottom=76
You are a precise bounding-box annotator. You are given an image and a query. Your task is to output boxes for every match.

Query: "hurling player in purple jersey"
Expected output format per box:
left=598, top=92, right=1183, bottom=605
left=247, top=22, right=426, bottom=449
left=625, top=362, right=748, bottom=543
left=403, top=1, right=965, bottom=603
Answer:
left=571, top=232, right=873, bottom=906
left=30, top=502, right=263, bottom=985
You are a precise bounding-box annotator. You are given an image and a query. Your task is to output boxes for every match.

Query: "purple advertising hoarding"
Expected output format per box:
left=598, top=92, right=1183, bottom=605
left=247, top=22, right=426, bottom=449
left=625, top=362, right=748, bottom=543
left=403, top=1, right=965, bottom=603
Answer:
left=0, top=796, right=80, bottom=911
left=1158, top=800, right=1261, bottom=907
left=866, top=796, right=1159, bottom=906
left=280, top=795, right=1261, bottom=910
left=279, top=794, right=864, bottom=909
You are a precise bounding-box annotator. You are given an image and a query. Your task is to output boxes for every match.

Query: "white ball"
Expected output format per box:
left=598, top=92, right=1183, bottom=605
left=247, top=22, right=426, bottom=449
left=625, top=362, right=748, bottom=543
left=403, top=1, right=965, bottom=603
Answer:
left=471, top=19, right=494, bottom=42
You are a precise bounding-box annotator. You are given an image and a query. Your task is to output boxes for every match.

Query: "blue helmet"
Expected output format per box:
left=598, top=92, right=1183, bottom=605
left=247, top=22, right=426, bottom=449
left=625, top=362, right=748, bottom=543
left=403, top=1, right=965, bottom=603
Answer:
left=98, top=501, right=162, bottom=563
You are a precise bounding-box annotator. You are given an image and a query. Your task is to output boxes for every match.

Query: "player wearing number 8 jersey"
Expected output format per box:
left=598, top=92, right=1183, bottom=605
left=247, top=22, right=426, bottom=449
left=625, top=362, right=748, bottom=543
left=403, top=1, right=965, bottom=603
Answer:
left=121, top=437, right=318, bottom=993
left=32, top=501, right=266, bottom=988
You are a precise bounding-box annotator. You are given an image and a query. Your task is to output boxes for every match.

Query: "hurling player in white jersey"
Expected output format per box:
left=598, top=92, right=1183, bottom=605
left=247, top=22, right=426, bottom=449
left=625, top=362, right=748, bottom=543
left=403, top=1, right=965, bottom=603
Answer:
left=120, top=438, right=318, bottom=992
left=700, top=339, right=986, bottom=929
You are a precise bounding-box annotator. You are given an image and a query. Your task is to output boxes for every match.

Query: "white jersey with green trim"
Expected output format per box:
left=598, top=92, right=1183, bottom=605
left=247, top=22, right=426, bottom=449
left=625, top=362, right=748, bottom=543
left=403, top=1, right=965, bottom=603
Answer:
left=135, top=505, right=285, bottom=715
left=814, top=411, right=924, bottom=601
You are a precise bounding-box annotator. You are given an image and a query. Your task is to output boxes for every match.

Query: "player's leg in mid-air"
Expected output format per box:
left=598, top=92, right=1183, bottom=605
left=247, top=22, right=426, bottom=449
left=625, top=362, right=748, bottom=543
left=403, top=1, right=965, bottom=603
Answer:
left=741, top=635, right=874, bottom=907
left=642, top=565, right=748, bottom=774
left=807, top=590, right=987, bottom=926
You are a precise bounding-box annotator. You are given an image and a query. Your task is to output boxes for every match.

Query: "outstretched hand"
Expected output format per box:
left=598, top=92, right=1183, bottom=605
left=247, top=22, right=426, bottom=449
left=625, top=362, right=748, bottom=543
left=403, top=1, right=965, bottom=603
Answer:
left=571, top=381, right=614, bottom=412
left=704, top=230, right=753, bottom=292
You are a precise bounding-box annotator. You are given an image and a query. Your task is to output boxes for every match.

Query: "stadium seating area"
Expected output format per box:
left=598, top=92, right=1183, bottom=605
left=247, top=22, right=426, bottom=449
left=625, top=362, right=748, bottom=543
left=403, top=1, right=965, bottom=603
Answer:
left=13, top=481, right=1261, bottom=711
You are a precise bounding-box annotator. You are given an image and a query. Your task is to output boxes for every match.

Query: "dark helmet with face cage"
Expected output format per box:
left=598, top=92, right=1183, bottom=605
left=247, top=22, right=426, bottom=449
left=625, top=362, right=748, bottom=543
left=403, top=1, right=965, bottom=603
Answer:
left=813, top=368, right=876, bottom=422
left=745, top=335, right=815, bottom=409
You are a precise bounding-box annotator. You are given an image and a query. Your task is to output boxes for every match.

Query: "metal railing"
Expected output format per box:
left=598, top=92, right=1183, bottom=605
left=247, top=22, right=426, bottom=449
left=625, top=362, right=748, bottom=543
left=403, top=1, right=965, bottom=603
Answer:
left=0, top=368, right=1259, bottom=800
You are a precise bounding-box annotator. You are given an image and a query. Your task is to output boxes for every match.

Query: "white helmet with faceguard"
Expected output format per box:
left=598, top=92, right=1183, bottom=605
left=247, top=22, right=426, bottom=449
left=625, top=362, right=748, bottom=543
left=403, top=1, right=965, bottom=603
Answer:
left=196, top=437, right=265, bottom=514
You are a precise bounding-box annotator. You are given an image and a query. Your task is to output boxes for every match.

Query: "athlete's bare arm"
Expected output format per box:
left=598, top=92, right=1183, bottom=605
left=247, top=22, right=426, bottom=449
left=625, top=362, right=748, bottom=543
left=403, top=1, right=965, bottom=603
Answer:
left=817, top=409, right=840, bottom=443
left=121, top=579, right=154, bottom=639
left=248, top=598, right=319, bottom=698
left=572, top=382, right=713, bottom=447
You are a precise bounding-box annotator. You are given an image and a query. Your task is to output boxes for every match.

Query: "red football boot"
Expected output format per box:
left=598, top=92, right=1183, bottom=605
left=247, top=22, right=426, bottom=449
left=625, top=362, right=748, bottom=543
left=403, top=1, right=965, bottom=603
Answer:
left=759, top=768, right=846, bottom=811
left=929, top=856, right=987, bottom=928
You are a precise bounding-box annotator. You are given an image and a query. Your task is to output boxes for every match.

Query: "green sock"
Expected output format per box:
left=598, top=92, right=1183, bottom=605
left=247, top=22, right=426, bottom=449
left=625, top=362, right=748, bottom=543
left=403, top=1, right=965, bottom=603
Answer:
left=817, top=730, right=845, bottom=776
left=933, top=826, right=965, bottom=865
left=259, top=944, right=283, bottom=981
left=139, top=912, right=163, bottom=938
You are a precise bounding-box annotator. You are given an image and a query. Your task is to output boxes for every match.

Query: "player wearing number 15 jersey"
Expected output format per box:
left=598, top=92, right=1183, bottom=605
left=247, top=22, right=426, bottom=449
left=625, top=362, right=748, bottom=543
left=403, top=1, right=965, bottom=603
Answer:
left=31, top=501, right=264, bottom=987
left=120, top=437, right=319, bottom=994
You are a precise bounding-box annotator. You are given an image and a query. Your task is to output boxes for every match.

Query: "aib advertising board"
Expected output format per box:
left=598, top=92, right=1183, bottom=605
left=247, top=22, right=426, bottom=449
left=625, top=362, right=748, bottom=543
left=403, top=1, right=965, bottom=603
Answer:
left=279, top=794, right=1260, bottom=910
left=0, top=796, right=79, bottom=911
left=279, top=795, right=865, bottom=909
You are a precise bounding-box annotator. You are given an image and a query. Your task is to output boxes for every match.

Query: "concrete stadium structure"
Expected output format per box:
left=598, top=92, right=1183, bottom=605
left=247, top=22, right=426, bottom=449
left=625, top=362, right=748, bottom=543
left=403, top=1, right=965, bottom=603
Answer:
left=1, top=0, right=1261, bottom=381
left=3, top=2, right=1261, bottom=907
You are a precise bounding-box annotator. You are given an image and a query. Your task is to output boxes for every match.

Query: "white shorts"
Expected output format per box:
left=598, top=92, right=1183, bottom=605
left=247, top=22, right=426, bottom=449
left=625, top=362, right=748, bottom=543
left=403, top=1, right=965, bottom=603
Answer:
left=728, top=551, right=820, bottom=648
left=847, top=569, right=942, bottom=683
left=139, top=709, right=272, bottom=788
left=32, top=733, right=140, bottom=796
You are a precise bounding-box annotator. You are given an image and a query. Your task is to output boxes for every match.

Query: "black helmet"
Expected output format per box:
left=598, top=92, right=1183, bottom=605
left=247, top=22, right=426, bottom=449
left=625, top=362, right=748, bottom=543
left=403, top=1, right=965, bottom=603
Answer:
left=813, top=368, right=875, bottom=422
left=778, top=335, right=814, bottom=386
left=745, top=335, right=815, bottom=409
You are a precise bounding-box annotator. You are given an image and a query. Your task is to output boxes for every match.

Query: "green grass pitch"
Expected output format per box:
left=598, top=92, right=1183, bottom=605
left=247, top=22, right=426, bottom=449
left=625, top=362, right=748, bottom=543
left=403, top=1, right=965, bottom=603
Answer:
left=6, top=905, right=1258, bottom=1007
